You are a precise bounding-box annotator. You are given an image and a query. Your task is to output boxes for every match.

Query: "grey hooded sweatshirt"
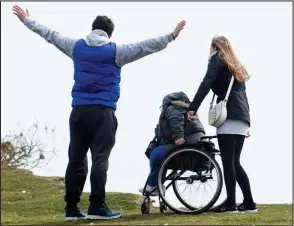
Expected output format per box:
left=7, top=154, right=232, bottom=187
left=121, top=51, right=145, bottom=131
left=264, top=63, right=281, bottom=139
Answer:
left=23, top=18, right=175, bottom=68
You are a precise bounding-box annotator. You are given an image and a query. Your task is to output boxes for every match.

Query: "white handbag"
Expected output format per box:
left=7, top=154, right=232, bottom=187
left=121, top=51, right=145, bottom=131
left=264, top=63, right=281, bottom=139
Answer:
left=208, top=76, right=234, bottom=128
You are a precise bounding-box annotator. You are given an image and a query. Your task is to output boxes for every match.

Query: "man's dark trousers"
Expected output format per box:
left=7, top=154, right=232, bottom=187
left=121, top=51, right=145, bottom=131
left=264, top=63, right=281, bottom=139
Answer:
left=64, top=105, right=117, bottom=206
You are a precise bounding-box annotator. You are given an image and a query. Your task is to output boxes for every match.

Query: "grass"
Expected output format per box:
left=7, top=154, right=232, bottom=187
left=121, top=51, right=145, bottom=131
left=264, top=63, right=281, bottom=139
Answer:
left=1, top=165, right=292, bottom=225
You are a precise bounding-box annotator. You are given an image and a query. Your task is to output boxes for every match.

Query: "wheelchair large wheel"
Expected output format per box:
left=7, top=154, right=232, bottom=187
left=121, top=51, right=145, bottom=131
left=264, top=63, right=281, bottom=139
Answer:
left=157, top=147, right=223, bottom=214
left=208, top=153, right=227, bottom=211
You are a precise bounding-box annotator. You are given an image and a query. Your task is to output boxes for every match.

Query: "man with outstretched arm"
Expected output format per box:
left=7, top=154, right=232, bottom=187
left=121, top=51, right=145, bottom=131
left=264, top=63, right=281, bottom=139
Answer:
left=12, top=4, right=186, bottom=221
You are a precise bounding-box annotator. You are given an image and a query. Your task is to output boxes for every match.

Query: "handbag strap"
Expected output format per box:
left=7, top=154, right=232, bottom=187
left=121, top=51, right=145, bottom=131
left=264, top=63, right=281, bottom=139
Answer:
left=210, top=76, right=235, bottom=106
left=224, top=76, right=235, bottom=102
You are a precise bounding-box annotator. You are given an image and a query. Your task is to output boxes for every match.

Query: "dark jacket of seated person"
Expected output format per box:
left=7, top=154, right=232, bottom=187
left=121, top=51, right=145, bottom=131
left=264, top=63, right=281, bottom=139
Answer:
left=156, top=91, right=206, bottom=148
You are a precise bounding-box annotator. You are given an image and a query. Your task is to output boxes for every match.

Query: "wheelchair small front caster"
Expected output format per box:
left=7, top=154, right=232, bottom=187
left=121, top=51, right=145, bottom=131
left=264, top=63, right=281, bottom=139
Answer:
left=159, top=200, right=167, bottom=213
left=141, top=197, right=150, bottom=214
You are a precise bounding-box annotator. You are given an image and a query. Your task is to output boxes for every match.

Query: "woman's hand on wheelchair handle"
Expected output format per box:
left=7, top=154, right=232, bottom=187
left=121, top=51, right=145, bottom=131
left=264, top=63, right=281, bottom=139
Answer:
left=187, top=111, right=197, bottom=121
left=175, top=138, right=185, bottom=145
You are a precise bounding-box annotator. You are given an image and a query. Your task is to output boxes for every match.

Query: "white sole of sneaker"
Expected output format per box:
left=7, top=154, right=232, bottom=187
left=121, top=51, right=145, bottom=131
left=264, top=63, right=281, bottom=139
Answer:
left=65, top=216, right=87, bottom=221
left=87, top=214, right=121, bottom=220
left=215, top=210, right=239, bottom=214
left=239, top=209, right=259, bottom=213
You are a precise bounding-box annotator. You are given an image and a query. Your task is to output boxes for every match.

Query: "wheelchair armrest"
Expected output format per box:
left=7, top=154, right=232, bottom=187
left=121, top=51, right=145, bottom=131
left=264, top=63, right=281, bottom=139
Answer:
left=200, top=135, right=217, bottom=140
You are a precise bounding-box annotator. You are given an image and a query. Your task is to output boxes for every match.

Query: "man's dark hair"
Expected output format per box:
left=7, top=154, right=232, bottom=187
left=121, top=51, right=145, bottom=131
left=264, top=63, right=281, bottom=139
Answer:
left=92, top=16, right=115, bottom=38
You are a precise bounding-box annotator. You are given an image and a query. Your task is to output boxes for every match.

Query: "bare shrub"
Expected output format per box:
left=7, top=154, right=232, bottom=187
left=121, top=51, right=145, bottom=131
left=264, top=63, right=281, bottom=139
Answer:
left=1, top=122, right=57, bottom=169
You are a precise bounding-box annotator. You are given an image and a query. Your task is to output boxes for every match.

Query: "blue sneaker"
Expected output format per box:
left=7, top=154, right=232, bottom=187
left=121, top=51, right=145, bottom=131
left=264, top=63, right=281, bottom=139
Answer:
left=87, top=203, right=121, bottom=220
left=65, top=206, right=87, bottom=221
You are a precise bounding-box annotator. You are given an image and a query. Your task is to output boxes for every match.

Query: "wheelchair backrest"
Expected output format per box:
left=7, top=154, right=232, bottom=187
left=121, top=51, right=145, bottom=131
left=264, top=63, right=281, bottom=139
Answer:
left=165, top=140, right=219, bottom=172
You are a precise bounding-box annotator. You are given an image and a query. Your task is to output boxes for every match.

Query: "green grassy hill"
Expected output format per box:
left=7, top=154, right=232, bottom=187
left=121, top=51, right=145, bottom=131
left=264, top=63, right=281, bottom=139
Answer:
left=1, top=165, right=292, bottom=225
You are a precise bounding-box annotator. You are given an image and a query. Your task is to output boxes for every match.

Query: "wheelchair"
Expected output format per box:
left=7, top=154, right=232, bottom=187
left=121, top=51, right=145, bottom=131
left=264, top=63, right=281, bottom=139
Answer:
left=141, top=135, right=224, bottom=215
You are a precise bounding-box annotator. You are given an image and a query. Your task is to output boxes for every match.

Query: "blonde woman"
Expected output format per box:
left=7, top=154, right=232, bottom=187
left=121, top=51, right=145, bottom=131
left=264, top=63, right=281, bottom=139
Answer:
left=188, top=36, right=257, bottom=213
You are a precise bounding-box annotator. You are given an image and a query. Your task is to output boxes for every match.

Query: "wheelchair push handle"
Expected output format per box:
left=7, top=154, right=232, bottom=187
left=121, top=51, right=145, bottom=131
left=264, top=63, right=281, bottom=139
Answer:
left=200, top=135, right=217, bottom=141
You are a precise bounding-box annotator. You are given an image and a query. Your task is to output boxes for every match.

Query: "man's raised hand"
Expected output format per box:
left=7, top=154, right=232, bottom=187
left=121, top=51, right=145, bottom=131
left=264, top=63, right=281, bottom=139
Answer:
left=172, top=20, right=186, bottom=39
left=12, top=5, right=30, bottom=22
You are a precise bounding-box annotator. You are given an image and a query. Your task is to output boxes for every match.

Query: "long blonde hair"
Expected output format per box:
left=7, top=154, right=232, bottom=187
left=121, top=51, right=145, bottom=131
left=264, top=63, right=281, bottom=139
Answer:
left=211, top=36, right=250, bottom=82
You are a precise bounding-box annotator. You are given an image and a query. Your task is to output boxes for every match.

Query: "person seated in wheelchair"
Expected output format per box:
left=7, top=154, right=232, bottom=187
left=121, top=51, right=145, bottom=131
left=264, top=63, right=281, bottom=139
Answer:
left=139, top=91, right=206, bottom=196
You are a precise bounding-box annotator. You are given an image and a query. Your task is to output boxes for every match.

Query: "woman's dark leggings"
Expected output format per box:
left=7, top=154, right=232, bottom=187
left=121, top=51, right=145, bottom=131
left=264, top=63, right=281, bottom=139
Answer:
left=217, top=134, right=254, bottom=205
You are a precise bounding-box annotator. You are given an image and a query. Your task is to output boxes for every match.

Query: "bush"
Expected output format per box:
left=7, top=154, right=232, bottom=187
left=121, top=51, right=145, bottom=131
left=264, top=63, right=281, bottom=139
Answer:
left=1, top=122, right=56, bottom=169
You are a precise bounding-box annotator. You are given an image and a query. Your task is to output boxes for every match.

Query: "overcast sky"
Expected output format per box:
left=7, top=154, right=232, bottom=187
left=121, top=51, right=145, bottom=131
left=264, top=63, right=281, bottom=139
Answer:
left=1, top=2, right=292, bottom=204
